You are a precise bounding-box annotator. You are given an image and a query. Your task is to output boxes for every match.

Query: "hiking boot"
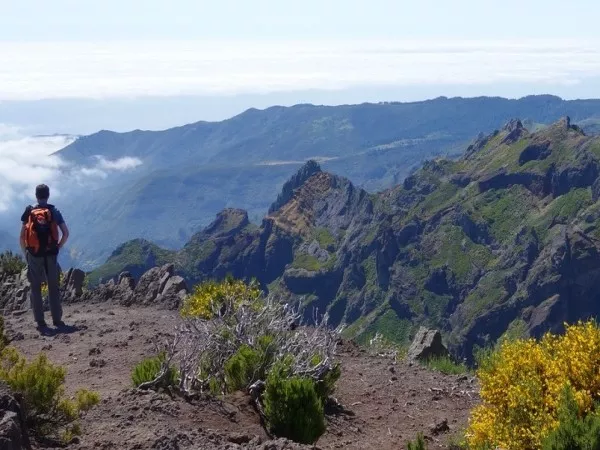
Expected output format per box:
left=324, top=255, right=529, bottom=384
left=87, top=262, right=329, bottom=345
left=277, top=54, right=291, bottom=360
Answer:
left=53, top=320, right=66, bottom=328
left=36, top=320, right=48, bottom=329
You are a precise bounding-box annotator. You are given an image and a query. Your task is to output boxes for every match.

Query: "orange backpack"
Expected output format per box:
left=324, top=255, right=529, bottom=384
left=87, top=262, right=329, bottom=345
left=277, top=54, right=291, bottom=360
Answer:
left=24, top=206, right=59, bottom=256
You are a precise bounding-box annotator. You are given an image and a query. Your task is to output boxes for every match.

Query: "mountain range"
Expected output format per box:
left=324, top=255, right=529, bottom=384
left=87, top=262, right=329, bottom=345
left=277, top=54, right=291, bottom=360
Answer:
left=88, top=115, right=600, bottom=359
left=4, top=94, right=600, bottom=272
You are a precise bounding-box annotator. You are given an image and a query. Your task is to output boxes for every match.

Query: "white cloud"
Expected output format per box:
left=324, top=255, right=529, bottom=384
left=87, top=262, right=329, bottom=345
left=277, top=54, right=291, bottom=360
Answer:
left=93, top=155, right=143, bottom=171
left=0, top=128, right=142, bottom=212
left=0, top=39, right=600, bottom=100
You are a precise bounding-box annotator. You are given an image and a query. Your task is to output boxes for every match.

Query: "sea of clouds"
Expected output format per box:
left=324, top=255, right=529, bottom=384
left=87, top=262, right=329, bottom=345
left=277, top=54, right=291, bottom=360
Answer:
left=0, top=124, right=142, bottom=214
left=1, top=39, right=600, bottom=100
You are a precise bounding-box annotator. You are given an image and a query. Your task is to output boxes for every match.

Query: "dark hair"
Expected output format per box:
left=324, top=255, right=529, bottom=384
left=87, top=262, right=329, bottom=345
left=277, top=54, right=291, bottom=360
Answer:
left=35, top=184, right=50, bottom=200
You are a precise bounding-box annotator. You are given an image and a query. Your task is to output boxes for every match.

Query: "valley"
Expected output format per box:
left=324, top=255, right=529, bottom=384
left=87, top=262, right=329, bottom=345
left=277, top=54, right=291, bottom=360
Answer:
left=8, top=94, right=599, bottom=270
left=88, top=116, right=600, bottom=360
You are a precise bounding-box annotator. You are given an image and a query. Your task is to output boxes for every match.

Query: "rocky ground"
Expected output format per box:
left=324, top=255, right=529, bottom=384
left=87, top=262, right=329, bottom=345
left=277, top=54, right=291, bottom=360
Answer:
left=4, top=302, right=479, bottom=450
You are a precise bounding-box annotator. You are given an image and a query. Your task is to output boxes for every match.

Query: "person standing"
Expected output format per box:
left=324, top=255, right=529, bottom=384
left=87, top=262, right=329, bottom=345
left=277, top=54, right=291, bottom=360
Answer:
left=19, top=184, right=70, bottom=329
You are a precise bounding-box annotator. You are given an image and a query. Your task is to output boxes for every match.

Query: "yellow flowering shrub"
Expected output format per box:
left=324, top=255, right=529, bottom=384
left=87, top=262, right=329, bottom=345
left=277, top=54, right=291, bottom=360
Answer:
left=467, top=320, right=600, bottom=450
left=180, top=277, right=262, bottom=319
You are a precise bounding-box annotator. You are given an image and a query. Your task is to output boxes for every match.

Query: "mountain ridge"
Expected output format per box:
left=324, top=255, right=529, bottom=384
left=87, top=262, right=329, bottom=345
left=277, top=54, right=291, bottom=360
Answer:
left=9, top=94, right=600, bottom=271
left=87, top=115, right=600, bottom=359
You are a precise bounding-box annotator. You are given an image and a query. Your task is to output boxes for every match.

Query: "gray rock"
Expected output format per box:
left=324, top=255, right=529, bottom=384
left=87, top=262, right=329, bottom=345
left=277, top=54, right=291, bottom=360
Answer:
left=407, top=327, right=449, bottom=362
left=0, top=382, right=30, bottom=450
left=61, top=268, right=86, bottom=302
left=161, top=276, right=187, bottom=297
left=500, top=118, right=526, bottom=145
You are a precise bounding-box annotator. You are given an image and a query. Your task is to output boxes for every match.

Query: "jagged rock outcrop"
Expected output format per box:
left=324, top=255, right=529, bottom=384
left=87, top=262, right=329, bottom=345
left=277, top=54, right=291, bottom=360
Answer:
left=407, top=327, right=449, bottom=362
left=268, top=160, right=322, bottom=214
left=500, top=119, right=526, bottom=145
left=80, top=263, right=188, bottom=310
left=0, top=269, right=29, bottom=314
left=61, top=268, right=86, bottom=303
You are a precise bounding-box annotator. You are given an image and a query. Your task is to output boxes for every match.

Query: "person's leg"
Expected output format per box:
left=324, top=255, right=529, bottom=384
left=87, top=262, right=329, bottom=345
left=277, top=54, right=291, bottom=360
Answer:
left=26, top=253, right=46, bottom=324
left=44, top=255, right=63, bottom=325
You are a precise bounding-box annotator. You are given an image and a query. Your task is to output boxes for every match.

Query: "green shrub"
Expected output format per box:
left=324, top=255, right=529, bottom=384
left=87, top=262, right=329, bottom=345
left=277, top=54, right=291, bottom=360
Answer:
left=407, top=432, right=427, bottom=450
left=542, top=384, right=600, bottom=450
left=224, top=335, right=276, bottom=392
left=446, top=430, right=471, bottom=449
left=0, top=346, right=99, bottom=442
left=423, top=355, right=468, bottom=375
left=0, top=316, right=8, bottom=351
left=0, top=251, right=25, bottom=276
left=309, top=354, right=341, bottom=403
left=132, top=352, right=178, bottom=388
left=263, top=363, right=326, bottom=444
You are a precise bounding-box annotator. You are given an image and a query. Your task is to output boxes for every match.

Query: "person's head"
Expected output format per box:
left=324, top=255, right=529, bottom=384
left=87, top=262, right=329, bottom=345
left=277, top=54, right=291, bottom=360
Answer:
left=35, top=184, right=50, bottom=204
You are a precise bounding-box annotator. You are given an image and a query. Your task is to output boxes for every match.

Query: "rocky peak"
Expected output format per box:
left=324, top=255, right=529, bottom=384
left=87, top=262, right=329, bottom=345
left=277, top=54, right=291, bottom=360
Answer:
left=268, top=160, right=322, bottom=214
left=500, top=118, right=526, bottom=145
left=270, top=171, right=371, bottom=236
left=543, top=116, right=586, bottom=136
left=202, top=208, right=250, bottom=237
left=502, top=118, right=523, bottom=133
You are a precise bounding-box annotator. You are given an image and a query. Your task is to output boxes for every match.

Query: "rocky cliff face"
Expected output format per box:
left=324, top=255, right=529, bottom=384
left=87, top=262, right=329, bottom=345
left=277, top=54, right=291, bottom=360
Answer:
left=86, top=118, right=600, bottom=358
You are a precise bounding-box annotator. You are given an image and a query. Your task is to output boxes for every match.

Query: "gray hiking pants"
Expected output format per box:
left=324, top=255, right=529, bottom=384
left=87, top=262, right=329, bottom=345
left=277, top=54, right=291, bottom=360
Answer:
left=26, top=253, right=62, bottom=323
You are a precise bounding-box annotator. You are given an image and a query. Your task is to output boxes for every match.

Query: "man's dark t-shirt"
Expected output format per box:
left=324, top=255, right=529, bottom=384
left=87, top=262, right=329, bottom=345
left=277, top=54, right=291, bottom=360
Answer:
left=21, top=203, right=65, bottom=226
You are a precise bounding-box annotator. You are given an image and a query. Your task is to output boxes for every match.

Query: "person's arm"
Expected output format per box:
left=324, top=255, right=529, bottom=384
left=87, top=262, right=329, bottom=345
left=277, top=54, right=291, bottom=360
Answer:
left=19, top=223, right=27, bottom=254
left=58, top=222, right=69, bottom=249
left=19, top=206, right=30, bottom=255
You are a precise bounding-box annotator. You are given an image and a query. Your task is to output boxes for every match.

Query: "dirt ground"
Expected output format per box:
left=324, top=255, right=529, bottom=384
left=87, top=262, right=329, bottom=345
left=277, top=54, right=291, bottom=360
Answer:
left=4, top=303, right=480, bottom=450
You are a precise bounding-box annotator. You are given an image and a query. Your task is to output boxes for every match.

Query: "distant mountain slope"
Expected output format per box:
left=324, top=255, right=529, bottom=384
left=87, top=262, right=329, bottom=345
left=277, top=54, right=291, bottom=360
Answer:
left=56, top=95, right=600, bottom=269
left=90, top=116, right=600, bottom=360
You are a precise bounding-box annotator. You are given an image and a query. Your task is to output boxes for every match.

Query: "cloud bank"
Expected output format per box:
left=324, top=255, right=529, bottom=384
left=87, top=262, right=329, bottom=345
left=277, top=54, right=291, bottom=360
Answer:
left=0, top=125, right=142, bottom=212
left=1, top=39, right=600, bottom=101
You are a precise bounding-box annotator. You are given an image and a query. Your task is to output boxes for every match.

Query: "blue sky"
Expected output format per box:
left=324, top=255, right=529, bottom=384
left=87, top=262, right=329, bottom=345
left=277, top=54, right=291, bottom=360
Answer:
left=2, top=0, right=600, bottom=103
left=2, top=0, right=600, bottom=41
left=0, top=0, right=599, bottom=124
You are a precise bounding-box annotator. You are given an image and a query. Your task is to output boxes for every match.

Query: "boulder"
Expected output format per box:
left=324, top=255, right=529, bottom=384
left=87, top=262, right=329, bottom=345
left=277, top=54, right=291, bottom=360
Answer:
left=76, top=263, right=189, bottom=309
left=0, top=269, right=30, bottom=314
left=407, top=327, right=449, bottom=362
left=61, top=268, right=86, bottom=302
left=0, top=382, right=30, bottom=450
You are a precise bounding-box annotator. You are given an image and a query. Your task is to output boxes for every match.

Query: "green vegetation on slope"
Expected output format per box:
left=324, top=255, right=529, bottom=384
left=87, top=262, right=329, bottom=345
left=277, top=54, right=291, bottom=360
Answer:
left=87, top=239, right=175, bottom=285
left=90, top=116, right=600, bottom=361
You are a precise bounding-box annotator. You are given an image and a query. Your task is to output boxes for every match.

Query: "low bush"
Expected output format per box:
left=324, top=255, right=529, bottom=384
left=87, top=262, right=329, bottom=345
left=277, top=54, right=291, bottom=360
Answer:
left=541, top=384, right=600, bottom=450
left=423, top=355, right=468, bottom=375
left=180, top=276, right=262, bottom=319
left=0, top=346, right=99, bottom=442
left=407, top=432, right=427, bottom=450
left=224, top=335, right=276, bottom=392
left=0, top=317, right=9, bottom=350
left=132, top=352, right=178, bottom=388
left=0, top=251, right=25, bottom=276
left=467, top=320, right=600, bottom=449
left=150, top=277, right=342, bottom=444
left=263, top=362, right=326, bottom=444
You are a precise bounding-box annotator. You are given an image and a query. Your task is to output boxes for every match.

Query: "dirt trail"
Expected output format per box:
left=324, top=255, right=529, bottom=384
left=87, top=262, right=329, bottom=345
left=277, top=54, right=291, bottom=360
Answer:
left=5, top=303, right=479, bottom=450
